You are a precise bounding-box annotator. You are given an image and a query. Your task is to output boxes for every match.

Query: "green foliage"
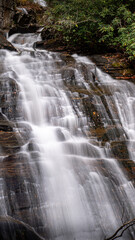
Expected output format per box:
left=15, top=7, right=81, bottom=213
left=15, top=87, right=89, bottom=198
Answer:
left=44, top=0, right=135, bottom=60
left=99, top=6, right=135, bottom=60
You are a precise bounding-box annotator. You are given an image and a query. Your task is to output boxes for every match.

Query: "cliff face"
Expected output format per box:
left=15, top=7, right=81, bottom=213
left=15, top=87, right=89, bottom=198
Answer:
left=0, top=0, right=15, bottom=30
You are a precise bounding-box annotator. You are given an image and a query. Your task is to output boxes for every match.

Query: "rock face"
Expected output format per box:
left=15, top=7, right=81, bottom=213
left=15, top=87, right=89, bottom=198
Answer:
left=9, top=7, right=40, bottom=36
left=62, top=55, right=135, bottom=181
left=0, top=0, right=16, bottom=51
left=0, top=31, right=16, bottom=51
left=0, top=216, right=45, bottom=240
left=0, top=0, right=43, bottom=51
left=91, top=54, right=135, bottom=81
left=0, top=0, right=15, bottom=30
left=0, top=73, right=45, bottom=235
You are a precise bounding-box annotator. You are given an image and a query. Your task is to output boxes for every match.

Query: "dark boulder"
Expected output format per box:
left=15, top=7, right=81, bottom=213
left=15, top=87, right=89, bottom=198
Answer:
left=9, top=6, right=43, bottom=36
left=41, top=27, right=56, bottom=41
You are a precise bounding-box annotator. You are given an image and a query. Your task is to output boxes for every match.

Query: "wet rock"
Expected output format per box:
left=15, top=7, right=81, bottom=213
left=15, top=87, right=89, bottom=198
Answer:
left=9, top=25, right=40, bottom=36
left=27, top=141, right=39, bottom=152
left=0, top=153, right=48, bottom=237
left=0, top=77, right=31, bottom=149
left=0, top=124, right=31, bottom=149
left=1, top=153, right=36, bottom=211
left=0, top=77, right=19, bottom=94
left=60, top=53, right=75, bottom=67
left=76, top=62, right=96, bottom=82
left=121, top=159, right=135, bottom=177
left=9, top=6, right=42, bottom=36
left=89, top=125, right=126, bottom=144
left=61, top=67, right=75, bottom=84
left=0, top=77, right=22, bottom=120
left=34, top=39, right=64, bottom=52
left=56, top=128, right=66, bottom=141
left=36, top=36, right=86, bottom=53
left=1, top=152, right=40, bottom=185
left=0, top=31, right=17, bottom=51
left=111, top=141, right=129, bottom=160
left=0, top=216, right=45, bottom=240
left=82, top=97, right=104, bottom=128
left=91, top=54, right=135, bottom=81
left=16, top=122, right=32, bottom=141
left=0, top=113, right=31, bottom=149
left=101, top=127, right=126, bottom=142
left=0, top=112, right=14, bottom=129
left=33, top=40, right=45, bottom=49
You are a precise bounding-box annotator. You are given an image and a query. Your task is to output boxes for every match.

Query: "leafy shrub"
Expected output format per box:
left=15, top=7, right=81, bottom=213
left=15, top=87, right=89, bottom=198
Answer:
left=43, top=0, right=135, bottom=60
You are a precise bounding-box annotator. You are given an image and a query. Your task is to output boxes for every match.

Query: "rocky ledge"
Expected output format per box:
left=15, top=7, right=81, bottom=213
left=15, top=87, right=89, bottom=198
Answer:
left=91, top=54, right=135, bottom=82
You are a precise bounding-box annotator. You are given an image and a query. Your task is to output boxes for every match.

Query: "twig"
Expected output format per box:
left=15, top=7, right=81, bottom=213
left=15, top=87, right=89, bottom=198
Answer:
left=105, top=218, right=135, bottom=240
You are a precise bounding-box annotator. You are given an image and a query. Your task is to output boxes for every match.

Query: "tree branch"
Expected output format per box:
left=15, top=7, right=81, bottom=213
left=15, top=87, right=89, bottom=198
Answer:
left=105, top=218, right=135, bottom=240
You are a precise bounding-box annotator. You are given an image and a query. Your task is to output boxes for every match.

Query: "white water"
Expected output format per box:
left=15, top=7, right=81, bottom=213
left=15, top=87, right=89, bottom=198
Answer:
left=33, top=0, right=47, bottom=7
left=1, top=33, right=135, bottom=239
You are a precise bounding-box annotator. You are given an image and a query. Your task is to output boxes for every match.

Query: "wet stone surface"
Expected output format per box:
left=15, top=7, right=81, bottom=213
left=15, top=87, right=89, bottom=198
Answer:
left=91, top=54, right=135, bottom=82
left=0, top=31, right=17, bottom=51
left=0, top=216, right=45, bottom=240
left=0, top=77, right=22, bottom=120
left=0, top=152, right=48, bottom=236
left=62, top=55, right=135, bottom=182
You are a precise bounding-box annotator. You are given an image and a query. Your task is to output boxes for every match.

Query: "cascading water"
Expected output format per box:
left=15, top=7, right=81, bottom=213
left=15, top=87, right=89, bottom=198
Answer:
left=0, top=32, right=135, bottom=240
left=33, top=0, right=47, bottom=7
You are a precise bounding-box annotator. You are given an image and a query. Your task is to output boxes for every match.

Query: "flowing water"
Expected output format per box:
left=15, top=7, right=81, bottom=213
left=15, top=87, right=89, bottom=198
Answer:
left=33, top=0, right=47, bottom=7
left=0, top=33, right=135, bottom=240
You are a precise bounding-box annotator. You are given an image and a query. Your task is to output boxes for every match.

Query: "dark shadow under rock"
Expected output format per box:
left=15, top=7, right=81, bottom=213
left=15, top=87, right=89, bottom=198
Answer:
left=9, top=6, right=43, bottom=36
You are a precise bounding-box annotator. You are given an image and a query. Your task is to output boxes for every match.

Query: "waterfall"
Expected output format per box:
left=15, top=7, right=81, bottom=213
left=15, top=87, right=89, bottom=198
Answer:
left=33, top=0, right=47, bottom=7
left=0, top=33, right=135, bottom=240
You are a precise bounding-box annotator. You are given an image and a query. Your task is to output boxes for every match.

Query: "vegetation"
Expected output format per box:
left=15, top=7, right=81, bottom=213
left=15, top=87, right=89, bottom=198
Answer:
left=42, top=0, right=135, bottom=61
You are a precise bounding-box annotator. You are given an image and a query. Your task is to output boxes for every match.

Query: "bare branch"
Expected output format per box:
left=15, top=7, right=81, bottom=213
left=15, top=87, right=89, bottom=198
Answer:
left=105, top=218, right=135, bottom=240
